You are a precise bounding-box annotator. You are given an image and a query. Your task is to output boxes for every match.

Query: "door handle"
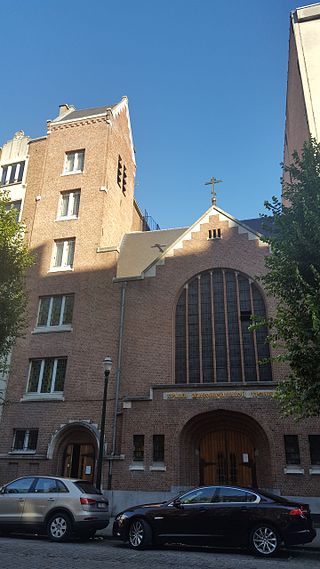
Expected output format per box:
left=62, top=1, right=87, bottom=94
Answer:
left=48, top=498, right=55, bottom=501
left=18, top=498, right=24, bottom=502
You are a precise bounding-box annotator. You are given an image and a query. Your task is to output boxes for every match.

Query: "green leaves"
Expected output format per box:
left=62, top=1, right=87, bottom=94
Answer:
left=0, top=191, right=33, bottom=372
left=259, top=138, right=320, bottom=419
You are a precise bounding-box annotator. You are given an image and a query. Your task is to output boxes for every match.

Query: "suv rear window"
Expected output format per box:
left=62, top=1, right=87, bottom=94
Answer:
left=74, top=481, right=101, bottom=494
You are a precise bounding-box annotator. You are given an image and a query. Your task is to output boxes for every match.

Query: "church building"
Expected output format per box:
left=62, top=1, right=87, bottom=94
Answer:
left=0, top=4, right=319, bottom=516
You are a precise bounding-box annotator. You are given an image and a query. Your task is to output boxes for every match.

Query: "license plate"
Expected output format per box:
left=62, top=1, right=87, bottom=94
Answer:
left=97, top=502, right=107, bottom=509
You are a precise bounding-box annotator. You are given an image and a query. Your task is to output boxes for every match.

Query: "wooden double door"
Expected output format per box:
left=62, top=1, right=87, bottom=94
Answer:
left=199, top=430, right=257, bottom=487
left=62, top=443, right=95, bottom=482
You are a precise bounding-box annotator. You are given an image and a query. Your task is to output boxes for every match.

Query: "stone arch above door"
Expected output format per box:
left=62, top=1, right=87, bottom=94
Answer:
left=178, top=409, right=273, bottom=490
left=48, top=421, right=100, bottom=482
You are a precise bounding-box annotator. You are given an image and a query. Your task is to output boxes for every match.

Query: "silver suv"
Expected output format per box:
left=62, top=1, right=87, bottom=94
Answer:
left=0, top=476, right=109, bottom=541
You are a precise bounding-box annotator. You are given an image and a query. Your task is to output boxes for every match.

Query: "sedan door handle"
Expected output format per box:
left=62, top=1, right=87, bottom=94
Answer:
left=18, top=498, right=24, bottom=502
left=48, top=498, right=55, bottom=501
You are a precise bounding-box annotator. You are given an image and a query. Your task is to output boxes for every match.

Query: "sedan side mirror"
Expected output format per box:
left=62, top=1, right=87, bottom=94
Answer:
left=173, top=498, right=183, bottom=508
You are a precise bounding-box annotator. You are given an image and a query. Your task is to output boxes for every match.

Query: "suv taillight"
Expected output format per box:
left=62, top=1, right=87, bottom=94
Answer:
left=80, top=497, right=97, bottom=505
left=289, top=508, right=306, bottom=518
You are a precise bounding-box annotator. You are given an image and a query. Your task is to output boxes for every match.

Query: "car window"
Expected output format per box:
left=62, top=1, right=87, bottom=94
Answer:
left=74, top=481, right=100, bottom=494
left=257, top=490, right=288, bottom=504
left=216, top=487, right=257, bottom=503
left=179, top=487, right=215, bottom=504
left=56, top=480, right=69, bottom=493
left=4, top=477, right=34, bottom=494
left=33, top=478, right=58, bottom=493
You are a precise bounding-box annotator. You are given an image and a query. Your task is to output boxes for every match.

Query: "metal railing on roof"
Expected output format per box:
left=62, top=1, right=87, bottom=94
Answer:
left=142, top=209, right=160, bottom=232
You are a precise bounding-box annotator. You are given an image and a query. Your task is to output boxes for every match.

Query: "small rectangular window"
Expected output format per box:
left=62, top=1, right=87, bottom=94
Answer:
left=36, top=295, right=74, bottom=329
left=0, top=162, right=25, bottom=186
left=52, top=239, right=75, bottom=269
left=284, top=435, right=301, bottom=465
left=12, top=429, right=38, bottom=452
left=309, top=435, right=320, bottom=465
left=117, top=155, right=122, bottom=187
left=133, top=435, right=144, bottom=461
left=122, top=164, right=127, bottom=194
left=153, top=435, right=164, bottom=462
left=58, top=190, right=80, bottom=219
left=27, top=358, right=67, bottom=394
left=64, top=150, right=85, bottom=174
left=5, top=200, right=22, bottom=220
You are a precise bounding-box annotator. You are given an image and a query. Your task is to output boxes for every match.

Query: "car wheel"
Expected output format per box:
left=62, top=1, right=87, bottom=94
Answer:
left=250, top=524, right=280, bottom=557
left=47, top=512, right=72, bottom=542
left=128, top=518, right=152, bottom=550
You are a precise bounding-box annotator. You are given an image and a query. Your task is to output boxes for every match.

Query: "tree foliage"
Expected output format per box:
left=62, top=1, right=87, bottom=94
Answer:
left=259, top=138, right=320, bottom=419
left=0, top=192, right=33, bottom=372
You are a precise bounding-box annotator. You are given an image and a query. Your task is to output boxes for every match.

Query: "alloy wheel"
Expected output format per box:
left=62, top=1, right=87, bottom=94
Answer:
left=252, top=526, right=278, bottom=555
left=129, top=520, right=144, bottom=548
left=50, top=516, right=67, bottom=539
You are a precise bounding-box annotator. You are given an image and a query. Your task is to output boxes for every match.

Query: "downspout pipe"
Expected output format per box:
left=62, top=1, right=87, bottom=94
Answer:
left=108, top=281, right=127, bottom=489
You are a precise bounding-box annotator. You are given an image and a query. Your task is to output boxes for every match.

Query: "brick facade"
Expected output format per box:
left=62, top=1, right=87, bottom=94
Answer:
left=0, top=98, right=319, bottom=506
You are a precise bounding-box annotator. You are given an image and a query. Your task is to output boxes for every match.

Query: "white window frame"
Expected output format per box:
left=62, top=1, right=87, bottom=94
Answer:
left=51, top=239, right=75, bottom=271
left=0, top=162, right=24, bottom=186
left=57, top=190, right=80, bottom=220
left=11, top=429, right=38, bottom=453
left=25, top=357, right=66, bottom=398
left=63, top=150, right=85, bottom=175
left=34, top=295, right=73, bottom=333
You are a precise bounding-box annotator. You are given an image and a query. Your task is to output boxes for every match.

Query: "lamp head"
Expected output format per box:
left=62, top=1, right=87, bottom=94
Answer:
left=103, top=356, right=112, bottom=374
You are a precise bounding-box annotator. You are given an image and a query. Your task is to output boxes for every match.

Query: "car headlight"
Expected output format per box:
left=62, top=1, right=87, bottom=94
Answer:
left=116, top=514, right=128, bottom=526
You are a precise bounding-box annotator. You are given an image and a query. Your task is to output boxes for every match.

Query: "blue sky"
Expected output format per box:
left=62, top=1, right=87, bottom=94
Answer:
left=0, top=0, right=308, bottom=228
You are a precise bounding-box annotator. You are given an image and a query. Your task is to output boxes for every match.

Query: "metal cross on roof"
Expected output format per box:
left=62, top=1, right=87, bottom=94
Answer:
left=151, top=243, right=166, bottom=253
left=205, top=176, right=223, bottom=206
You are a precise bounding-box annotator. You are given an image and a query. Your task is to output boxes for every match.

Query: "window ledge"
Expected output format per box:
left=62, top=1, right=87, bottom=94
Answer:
left=9, top=450, right=36, bottom=455
left=284, top=466, right=305, bottom=474
left=149, top=464, right=166, bottom=472
left=129, top=463, right=145, bottom=471
left=55, top=216, right=79, bottom=222
left=61, top=171, right=84, bottom=177
left=21, top=393, right=65, bottom=402
left=32, top=326, right=72, bottom=334
left=309, top=467, right=320, bottom=475
left=48, top=267, right=74, bottom=273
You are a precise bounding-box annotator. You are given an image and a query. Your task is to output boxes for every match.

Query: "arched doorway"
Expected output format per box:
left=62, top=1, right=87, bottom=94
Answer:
left=179, top=410, right=273, bottom=489
left=48, top=422, right=99, bottom=484
left=199, top=430, right=256, bottom=487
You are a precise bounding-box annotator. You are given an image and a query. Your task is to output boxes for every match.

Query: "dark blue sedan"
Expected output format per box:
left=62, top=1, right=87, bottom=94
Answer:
left=113, top=485, right=316, bottom=556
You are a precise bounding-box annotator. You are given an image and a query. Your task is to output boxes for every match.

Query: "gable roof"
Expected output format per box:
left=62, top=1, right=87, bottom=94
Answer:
left=115, top=205, right=268, bottom=282
left=50, top=97, right=136, bottom=165
left=53, top=105, right=113, bottom=123
left=115, top=228, right=187, bottom=280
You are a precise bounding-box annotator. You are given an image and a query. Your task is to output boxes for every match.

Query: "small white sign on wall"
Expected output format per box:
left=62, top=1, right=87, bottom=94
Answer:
left=85, top=465, right=92, bottom=475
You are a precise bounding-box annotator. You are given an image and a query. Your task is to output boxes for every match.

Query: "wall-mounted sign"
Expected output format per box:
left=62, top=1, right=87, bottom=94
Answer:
left=163, top=390, right=274, bottom=400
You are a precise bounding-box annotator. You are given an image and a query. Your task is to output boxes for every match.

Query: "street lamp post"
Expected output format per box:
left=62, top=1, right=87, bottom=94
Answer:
left=96, top=356, right=112, bottom=492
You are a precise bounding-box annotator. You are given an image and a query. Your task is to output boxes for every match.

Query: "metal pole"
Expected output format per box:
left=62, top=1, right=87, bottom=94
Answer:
left=96, top=369, right=110, bottom=492
left=109, top=282, right=127, bottom=490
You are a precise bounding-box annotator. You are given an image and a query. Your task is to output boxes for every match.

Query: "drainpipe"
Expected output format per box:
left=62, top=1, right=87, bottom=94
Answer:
left=108, top=281, right=127, bottom=489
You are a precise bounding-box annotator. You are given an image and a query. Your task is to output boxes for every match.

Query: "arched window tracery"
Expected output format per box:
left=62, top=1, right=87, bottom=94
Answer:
left=175, top=269, right=272, bottom=384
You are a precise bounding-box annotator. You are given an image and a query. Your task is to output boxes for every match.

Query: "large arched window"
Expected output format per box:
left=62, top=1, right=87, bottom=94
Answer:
left=175, top=269, right=272, bottom=384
